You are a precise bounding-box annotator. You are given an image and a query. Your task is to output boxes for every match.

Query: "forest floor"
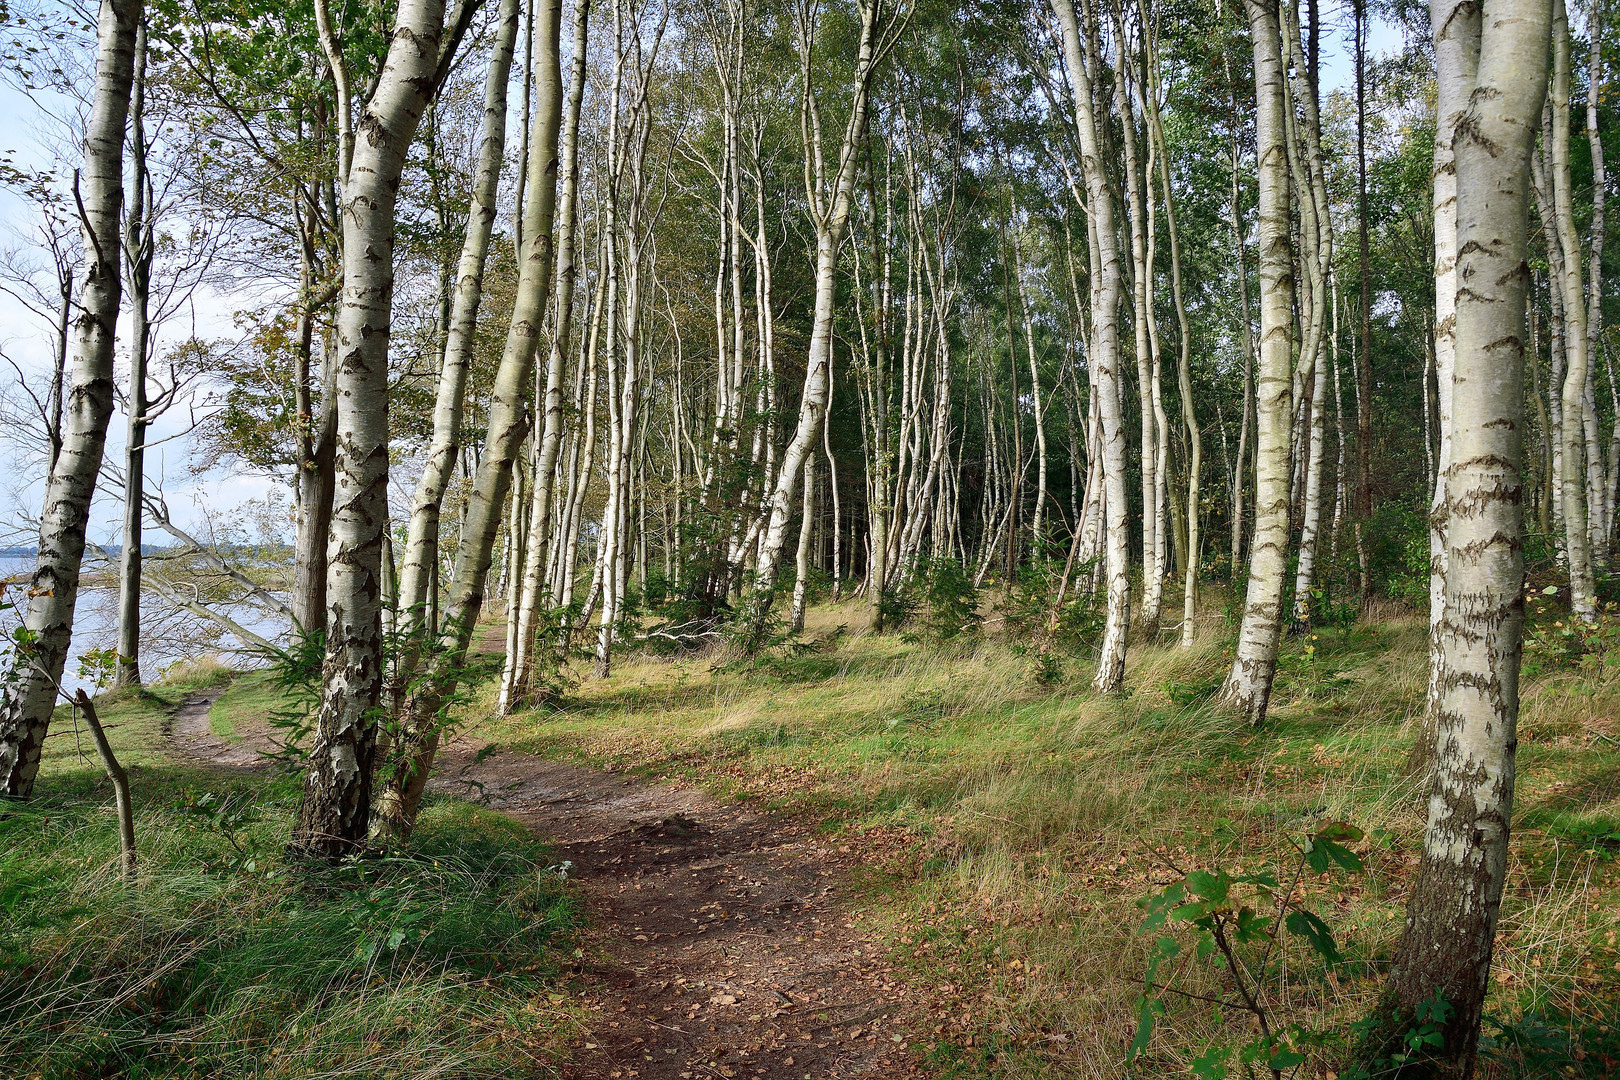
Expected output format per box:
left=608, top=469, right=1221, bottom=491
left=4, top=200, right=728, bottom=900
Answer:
left=175, top=671, right=929, bottom=1080
left=5, top=596, right=1620, bottom=1079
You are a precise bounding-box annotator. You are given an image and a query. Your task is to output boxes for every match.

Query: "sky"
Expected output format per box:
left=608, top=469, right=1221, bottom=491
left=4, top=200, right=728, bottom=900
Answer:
left=0, top=0, right=1418, bottom=547
left=0, top=57, right=284, bottom=545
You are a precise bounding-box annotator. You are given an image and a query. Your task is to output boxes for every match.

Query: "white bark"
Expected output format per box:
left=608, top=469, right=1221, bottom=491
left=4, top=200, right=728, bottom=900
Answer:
left=743, top=0, right=895, bottom=644
left=0, top=0, right=141, bottom=800
left=293, top=0, right=458, bottom=855
left=375, top=0, right=566, bottom=837
left=116, top=20, right=151, bottom=689
left=1378, top=0, right=1546, bottom=1066
left=1221, top=0, right=1294, bottom=724
left=1423, top=0, right=1474, bottom=758
left=397, top=0, right=523, bottom=649
left=501, top=0, right=591, bottom=712
left=1051, top=0, right=1130, bottom=692
left=1550, top=0, right=1599, bottom=620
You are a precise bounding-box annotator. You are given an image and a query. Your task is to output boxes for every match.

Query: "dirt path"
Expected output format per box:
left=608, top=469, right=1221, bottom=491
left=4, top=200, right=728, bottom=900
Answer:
left=166, top=689, right=929, bottom=1080
left=165, top=686, right=263, bottom=769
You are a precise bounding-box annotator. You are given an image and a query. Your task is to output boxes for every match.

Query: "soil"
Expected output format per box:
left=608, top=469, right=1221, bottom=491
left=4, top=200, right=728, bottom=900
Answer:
left=165, top=686, right=263, bottom=769
left=164, top=686, right=930, bottom=1080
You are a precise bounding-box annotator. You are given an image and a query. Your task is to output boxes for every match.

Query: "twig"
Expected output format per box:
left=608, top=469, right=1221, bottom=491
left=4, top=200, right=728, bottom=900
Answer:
left=74, top=691, right=135, bottom=882
left=44, top=721, right=127, bottom=738
left=1129, top=975, right=1236, bottom=1010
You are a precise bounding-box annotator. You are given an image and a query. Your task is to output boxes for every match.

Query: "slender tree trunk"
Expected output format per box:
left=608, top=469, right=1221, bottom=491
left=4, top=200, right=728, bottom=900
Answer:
left=397, top=0, right=522, bottom=652
left=373, top=0, right=565, bottom=837
left=0, top=0, right=141, bottom=800
left=1115, top=30, right=1161, bottom=637
left=502, top=0, right=591, bottom=713
left=1140, top=18, right=1201, bottom=647
left=1014, top=243, right=1049, bottom=558
left=1052, top=0, right=1130, bottom=692
left=1550, top=0, right=1599, bottom=620
left=292, top=0, right=455, bottom=856
left=791, top=453, right=816, bottom=631
left=115, top=20, right=151, bottom=689
left=1221, top=0, right=1294, bottom=724
left=1592, top=2, right=1614, bottom=548
left=1358, top=2, right=1546, bottom=1072
left=743, top=0, right=888, bottom=645
left=1231, top=138, right=1254, bottom=581
left=1355, top=0, right=1375, bottom=605
left=1418, top=0, right=1472, bottom=770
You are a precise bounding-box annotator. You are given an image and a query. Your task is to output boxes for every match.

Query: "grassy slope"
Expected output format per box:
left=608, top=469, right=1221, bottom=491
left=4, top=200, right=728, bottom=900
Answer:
left=471, top=600, right=1620, bottom=1078
left=0, top=662, right=585, bottom=1080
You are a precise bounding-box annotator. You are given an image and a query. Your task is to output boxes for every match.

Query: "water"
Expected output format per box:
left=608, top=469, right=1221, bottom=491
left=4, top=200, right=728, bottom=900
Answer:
left=0, top=555, right=290, bottom=698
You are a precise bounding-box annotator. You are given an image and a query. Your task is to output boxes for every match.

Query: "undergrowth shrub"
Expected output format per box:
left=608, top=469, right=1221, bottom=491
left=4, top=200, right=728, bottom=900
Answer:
left=903, top=558, right=983, bottom=645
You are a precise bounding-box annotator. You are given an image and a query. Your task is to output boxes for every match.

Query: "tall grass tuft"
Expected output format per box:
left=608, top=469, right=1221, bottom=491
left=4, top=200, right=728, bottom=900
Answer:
left=0, top=777, right=584, bottom=1079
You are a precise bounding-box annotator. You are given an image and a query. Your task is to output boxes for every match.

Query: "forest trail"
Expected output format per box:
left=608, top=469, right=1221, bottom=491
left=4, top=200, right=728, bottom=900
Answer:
left=163, top=683, right=928, bottom=1080
left=165, top=686, right=261, bottom=770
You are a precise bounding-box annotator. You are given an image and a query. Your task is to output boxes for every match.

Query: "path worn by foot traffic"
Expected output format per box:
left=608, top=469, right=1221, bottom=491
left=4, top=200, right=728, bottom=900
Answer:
left=166, top=689, right=928, bottom=1079
left=166, top=687, right=261, bottom=769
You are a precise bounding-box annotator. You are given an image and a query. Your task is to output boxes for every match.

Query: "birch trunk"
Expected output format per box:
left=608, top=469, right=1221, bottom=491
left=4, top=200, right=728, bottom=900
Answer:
left=292, top=0, right=455, bottom=856
left=396, top=0, right=522, bottom=651
left=1221, top=0, right=1294, bottom=724
left=501, top=0, right=591, bottom=712
left=0, top=0, right=141, bottom=800
left=1591, top=2, right=1613, bottom=549
left=1420, top=0, right=1473, bottom=768
left=1361, top=1, right=1546, bottom=1071
left=790, top=453, right=816, bottom=631
left=373, top=0, right=565, bottom=837
left=1140, top=18, right=1202, bottom=647
left=1114, top=31, right=1161, bottom=637
left=115, top=20, right=151, bottom=689
left=1355, top=0, right=1375, bottom=604
left=1051, top=0, right=1130, bottom=692
left=1550, top=0, right=1599, bottom=621
left=1291, top=334, right=1328, bottom=626
left=742, top=0, right=889, bottom=645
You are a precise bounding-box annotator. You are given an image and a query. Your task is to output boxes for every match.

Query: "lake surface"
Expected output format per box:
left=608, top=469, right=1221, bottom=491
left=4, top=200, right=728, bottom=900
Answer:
left=0, top=555, right=289, bottom=698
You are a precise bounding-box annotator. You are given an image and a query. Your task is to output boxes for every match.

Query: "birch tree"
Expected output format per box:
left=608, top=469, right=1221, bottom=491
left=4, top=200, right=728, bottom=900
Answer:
left=396, top=0, right=524, bottom=654
left=374, top=0, right=566, bottom=837
left=740, top=0, right=905, bottom=648
left=291, top=0, right=475, bottom=855
left=1358, top=1, right=1547, bottom=1073
left=1221, top=0, right=1293, bottom=724
left=1050, top=0, right=1130, bottom=693
left=1548, top=0, right=1599, bottom=621
left=0, top=0, right=142, bottom=800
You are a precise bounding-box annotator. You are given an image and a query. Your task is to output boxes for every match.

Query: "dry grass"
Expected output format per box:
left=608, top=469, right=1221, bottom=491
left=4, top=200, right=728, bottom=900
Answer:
left=468, top=599, right=1620, bottom=1077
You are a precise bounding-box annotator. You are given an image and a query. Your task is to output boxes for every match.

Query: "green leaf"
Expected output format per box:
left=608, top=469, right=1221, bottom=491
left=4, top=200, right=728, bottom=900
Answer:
left=1304, top=822, right=1365, bottom=874
left=1185, top=869, right=1230, bottom=903
left=1236, top=870, right=1281, bottom=888
left=1268, top=1049, right=1306, bottom=1070
left=1190, top=1046, right=1230, bottom=1078
left=1129, top=995, right=1163, bottom=1060
left=1171, top=899, right=1216, bottom=923
left=1144, top=935, right=1180, bottom=985
left=1315, top=821, right=1364, bottom=844
left=1233, top=906, right=1271, bottom=943
left=1139, top=882, right=1186, bottom=932
left=1285, top=909, right=1341, bottom=964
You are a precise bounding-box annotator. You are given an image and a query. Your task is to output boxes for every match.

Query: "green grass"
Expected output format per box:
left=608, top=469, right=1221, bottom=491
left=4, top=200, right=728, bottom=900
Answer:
left=13, top=599, right=1615, bottom=1078
left=468, top=597, right=1620, bottom=1078
left=208, top=668, right=293, bottom=740
left=0, top=665, right=585, bottom=1080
